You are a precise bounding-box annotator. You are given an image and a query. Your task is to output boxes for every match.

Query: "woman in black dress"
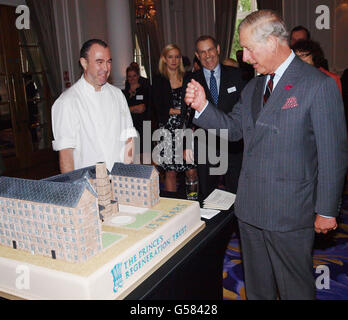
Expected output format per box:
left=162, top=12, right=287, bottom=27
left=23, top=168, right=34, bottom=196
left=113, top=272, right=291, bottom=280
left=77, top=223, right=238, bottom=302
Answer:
left=152, top=44, right=197, bottom=193
left=123, top=65, right=149, bottom=163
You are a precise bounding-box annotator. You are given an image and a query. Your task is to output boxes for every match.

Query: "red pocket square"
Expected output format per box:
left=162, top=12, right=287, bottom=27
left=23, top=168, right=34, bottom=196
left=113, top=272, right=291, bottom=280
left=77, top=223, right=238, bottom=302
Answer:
left=282, top=96, right=298, bottom=109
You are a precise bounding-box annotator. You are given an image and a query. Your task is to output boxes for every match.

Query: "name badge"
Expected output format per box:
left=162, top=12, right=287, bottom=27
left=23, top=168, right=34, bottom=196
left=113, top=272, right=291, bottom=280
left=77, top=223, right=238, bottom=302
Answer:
left=227, top=86, right=236, bottom=94
left=136, top=95, right=143, bottom=100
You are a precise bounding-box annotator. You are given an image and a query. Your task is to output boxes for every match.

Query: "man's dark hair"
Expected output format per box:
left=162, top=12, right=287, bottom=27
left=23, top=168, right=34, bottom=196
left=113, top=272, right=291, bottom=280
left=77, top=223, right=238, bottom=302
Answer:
left=195, top=35, right=219, bottom=50
left=292, top=39, right=326, bottom=68
left=290, top=25, right=311, bottom=40
left=126, top=65, right=140, bottom=76
left=80, top=39, right=108, bottom=60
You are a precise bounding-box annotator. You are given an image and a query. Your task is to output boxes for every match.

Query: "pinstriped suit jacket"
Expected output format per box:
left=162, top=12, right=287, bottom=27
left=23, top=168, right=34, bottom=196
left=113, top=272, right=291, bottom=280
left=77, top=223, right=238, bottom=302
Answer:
left=194, top=56, right=348, bottom=231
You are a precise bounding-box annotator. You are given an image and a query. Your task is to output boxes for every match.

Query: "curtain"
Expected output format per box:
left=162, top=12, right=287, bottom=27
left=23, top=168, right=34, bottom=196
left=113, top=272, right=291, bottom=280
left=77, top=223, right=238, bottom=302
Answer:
left=256, top=0, right=283, bottom=17
left=215, top=0, right=238, bottom=60
left=26, top=0, right=61, bottom=99
left=131, top=0, right=165, bottom=82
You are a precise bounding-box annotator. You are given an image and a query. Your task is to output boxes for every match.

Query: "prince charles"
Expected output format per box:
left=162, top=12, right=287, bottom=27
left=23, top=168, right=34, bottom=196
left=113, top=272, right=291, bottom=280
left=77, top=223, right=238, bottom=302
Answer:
left=185, top=10, right=348, bottom=299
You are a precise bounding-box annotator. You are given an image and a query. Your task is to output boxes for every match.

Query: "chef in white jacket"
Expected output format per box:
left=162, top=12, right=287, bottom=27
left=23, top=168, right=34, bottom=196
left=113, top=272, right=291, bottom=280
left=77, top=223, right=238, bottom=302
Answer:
left=52, top=39, right=137, bottom=173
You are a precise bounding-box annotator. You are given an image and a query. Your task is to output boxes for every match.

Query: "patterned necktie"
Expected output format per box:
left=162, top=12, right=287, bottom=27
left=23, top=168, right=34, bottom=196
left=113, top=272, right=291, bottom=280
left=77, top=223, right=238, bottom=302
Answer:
left=210, top=70, right=219, bottom=106
left=263, top=73, right=275, bottom=105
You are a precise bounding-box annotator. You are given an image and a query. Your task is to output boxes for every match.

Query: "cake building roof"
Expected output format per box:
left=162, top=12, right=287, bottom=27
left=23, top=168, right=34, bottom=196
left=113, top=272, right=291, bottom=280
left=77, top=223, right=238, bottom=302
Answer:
left=111, top=163, right=157, bottom=179
left=0, top=176, right=96, bottom=208
left=42, top=165, right=107, bottom=182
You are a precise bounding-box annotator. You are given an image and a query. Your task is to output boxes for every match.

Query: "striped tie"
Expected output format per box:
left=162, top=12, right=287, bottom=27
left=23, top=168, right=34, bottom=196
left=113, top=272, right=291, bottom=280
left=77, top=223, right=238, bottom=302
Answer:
left=263, top=73, right=275, bottom=105
left=210, top=70, right=219, bottom=106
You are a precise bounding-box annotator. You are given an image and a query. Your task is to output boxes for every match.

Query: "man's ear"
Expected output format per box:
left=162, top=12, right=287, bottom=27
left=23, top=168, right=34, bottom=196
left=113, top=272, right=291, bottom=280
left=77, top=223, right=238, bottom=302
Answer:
left=80, top=57, right=88, bottom=71
left=217, top=44, right=221, bottom=55
left=267, top=35, right=278, bottom=53
left=195, top=52, right=200, bottom=60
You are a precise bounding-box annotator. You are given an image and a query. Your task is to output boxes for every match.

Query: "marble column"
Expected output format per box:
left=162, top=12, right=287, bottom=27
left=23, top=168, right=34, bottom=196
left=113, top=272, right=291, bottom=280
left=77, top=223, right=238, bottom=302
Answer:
left=105, top=0, right=133, bottom=88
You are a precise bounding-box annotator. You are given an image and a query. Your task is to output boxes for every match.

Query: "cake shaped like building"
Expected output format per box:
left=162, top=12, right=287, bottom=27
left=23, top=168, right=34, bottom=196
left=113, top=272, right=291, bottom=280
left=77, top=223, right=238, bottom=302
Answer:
left=0, top=176, right=102, bottom=263
left=0, top=162, right=160, bottom=263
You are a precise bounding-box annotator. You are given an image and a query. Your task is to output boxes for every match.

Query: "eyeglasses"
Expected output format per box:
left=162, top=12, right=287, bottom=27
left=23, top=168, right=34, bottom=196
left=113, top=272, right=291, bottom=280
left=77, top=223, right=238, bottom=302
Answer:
left=296, top=52, right=311, bottom=58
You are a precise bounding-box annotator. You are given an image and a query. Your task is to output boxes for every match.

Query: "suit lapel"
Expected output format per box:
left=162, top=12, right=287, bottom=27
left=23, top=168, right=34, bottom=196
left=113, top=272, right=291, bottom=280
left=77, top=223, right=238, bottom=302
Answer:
left=251, top=76, right=266, bottom=125
left=217, top=66, right=227, bottom=110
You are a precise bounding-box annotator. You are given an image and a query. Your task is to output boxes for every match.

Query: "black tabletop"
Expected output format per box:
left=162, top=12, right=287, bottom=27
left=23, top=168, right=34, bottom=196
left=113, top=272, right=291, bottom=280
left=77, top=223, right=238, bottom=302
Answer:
left=125, top=190, right=236, bottom=300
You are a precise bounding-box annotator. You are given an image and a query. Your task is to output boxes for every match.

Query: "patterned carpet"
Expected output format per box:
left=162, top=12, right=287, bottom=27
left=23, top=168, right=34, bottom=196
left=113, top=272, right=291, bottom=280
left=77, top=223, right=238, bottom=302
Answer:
left=223, top=183, right=348, bottom=300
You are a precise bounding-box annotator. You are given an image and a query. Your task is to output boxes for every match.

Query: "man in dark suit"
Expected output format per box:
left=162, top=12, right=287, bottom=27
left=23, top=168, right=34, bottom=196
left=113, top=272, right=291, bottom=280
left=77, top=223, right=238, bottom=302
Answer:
left=188, top=35, right=245, bottom=200
left=185, top=10, right=348, bottom=299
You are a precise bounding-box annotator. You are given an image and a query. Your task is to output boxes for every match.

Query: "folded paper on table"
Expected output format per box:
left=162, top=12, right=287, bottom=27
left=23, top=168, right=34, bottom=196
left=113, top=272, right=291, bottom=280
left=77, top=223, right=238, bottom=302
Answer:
left=200, top=208, right=221, bottom=220
left=203, top=189, right=236, bottom=210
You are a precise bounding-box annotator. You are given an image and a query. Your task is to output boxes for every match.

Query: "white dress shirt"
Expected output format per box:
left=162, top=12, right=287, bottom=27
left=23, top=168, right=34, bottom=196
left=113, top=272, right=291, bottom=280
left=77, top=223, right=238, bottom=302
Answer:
left=52, top=75, right=137, bottom=171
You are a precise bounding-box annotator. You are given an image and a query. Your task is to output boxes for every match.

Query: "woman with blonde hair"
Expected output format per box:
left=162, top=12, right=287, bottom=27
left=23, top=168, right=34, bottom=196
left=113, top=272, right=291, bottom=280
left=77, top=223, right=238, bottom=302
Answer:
left=152, top=44, right=197, bottom=194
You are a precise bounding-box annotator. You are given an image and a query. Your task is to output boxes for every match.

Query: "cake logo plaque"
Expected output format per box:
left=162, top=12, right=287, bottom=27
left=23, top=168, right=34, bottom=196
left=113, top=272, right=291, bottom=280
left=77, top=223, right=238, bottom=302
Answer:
left=111, top=263, right=123, bottom=293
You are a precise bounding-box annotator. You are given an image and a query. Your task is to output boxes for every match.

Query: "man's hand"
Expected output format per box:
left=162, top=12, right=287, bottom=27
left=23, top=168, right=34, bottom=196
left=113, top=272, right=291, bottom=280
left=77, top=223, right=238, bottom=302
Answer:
left=184, top=79, right=207, bottom=112
left=314, top=215, right=338, bottom=234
